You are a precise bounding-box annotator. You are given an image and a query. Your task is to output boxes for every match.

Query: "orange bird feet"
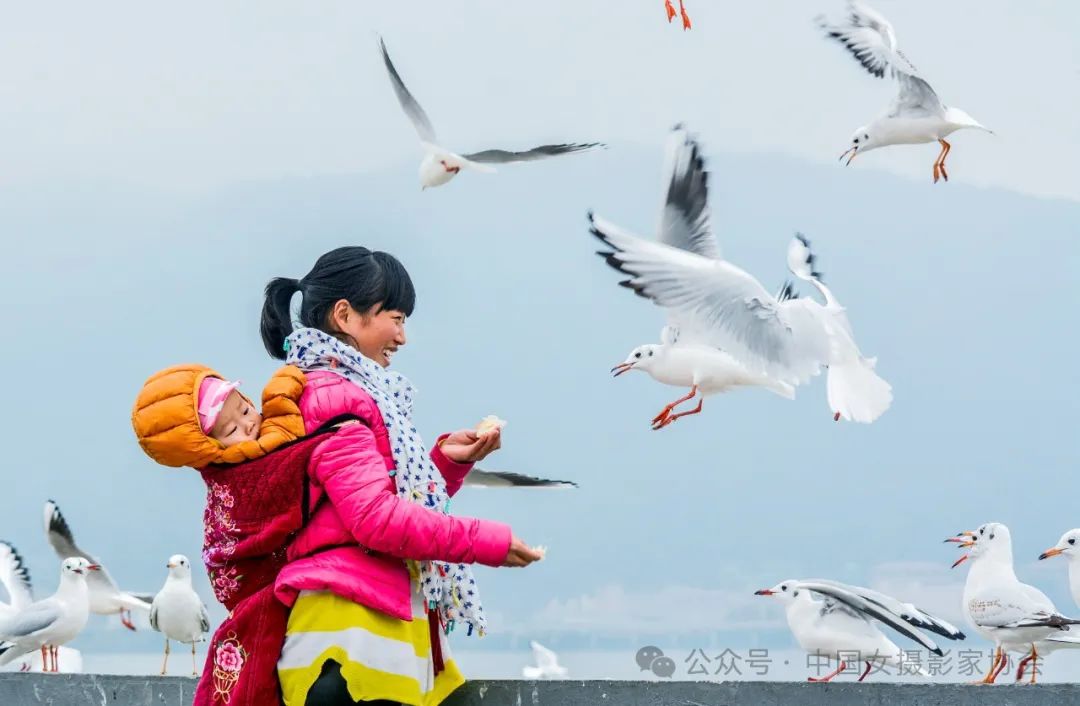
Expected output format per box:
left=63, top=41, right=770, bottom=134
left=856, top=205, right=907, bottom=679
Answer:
left=679, top=1, right=692, bottom=29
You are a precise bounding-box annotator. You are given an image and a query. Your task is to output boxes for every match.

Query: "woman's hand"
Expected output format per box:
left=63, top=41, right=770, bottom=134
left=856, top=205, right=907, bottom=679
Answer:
left=439, top=428, right=501, bottom=464
left=502, top=536, right=544, bottom=567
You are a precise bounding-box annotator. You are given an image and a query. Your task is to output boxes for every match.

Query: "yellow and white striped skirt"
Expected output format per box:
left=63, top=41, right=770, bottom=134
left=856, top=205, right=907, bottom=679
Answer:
left=277, top=589, right=465, bottom=706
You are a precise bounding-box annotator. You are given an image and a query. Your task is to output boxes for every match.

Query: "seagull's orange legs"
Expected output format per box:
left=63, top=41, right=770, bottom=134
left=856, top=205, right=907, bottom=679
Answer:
left=678, top=0, right=691, bottom=29
left=664, top=0, right=676, bottom=22
left=1016, top=644, right=1038, bottom=684
left=654, top=398, right=703, bottom=430
left=664, top=0, right=690, bottom=29
left=970, top=646, right=1002, bottom=684
left=932, top=139, right=951, bottom=183
left=651, top=385, right=698, bottom=429
left=808, top=660, right=847, bottom=683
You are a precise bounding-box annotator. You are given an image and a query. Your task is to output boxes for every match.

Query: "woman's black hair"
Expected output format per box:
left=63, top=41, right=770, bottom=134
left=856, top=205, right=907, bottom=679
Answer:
left=260, top=246, right=416, bottom=360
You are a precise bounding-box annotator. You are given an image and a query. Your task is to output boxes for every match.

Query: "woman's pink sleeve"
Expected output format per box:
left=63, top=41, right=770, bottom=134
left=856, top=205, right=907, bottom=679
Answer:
left=310, top=424, right=511, bottom=567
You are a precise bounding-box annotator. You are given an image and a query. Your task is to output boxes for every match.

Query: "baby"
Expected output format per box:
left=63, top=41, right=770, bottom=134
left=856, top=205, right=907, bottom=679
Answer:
left=198, top=377, right=261, bottom=446
left=132, top=364, right=306, bottom=469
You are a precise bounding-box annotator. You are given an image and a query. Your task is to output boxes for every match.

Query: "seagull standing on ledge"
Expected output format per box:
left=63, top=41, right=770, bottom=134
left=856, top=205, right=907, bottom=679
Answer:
left=816, top=1, right=991, bottom=183
left=150, top=555, right=209, bottom=676
left=379, top=37, right=603, bottom=190
left=948, top=522, right=1080, bottom=684
left=754, top=579, right=964, bottom=682
left=0, top=558, right=98, bottom=672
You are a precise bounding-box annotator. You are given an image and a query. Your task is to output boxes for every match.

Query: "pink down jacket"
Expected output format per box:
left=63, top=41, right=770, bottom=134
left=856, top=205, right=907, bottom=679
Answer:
left=274, top=370, right=512, bottom=620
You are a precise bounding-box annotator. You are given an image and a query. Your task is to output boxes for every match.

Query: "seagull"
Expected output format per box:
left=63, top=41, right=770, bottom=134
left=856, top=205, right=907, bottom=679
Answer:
left=0, top=557, right=98, bottom=673
left=379, top=37, right=603, bottom=190
left=606, top=127, right=796, bottom=429
left=43, top=500, right=153, bottom=631
left=947, top=522, right=1080, bottom=684
left=464, top=469, right=577, bottom=488
left=0, top=543, right=83, bottom=674
left=754, top=578, right=964, bottom=682
left=522, top=640, right=568, bottom=679
left=664, top=0, right=691, bottom=30
left=0, top=645, right=83, bottom=674
left=1012, top=529, right=1080, bottom=683
left=816, top=1, right=991, bottom=183
left=0, top=542, right=33, bottom=621
left=1039, top=529, right=1080, bottom=609
left=590, top=126, right=892, bottom=425
left=150, top=555, right=209, bottom=676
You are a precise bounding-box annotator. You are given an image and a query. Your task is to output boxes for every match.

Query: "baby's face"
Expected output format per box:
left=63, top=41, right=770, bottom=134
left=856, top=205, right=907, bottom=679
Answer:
left=209, top=390, right=262, bottom=446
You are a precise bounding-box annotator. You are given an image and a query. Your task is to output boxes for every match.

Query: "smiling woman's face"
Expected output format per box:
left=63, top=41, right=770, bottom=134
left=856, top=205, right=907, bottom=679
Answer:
left=330, top=300, right=407, bottom=367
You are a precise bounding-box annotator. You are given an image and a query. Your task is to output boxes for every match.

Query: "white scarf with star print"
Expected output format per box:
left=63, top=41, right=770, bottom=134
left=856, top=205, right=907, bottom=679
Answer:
left=285, top=327, right=486, bottom=636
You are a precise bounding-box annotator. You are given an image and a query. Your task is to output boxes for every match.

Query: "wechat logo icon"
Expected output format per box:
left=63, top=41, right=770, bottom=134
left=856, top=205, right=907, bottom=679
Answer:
left=635, top=645, right=676, bottom=678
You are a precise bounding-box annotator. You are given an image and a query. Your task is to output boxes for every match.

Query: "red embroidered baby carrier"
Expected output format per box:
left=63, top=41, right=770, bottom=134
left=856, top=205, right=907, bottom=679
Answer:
left=193, top=418, right=358, bottom=706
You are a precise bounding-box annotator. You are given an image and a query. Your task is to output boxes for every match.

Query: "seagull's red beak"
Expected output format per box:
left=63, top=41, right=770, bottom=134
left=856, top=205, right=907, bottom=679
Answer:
left=839, top=145, right=858, bottom=166
left=87, top=564, right=101, bottom=571
left=946, top=530, right=975, bottom=568
left=753, top=589, right=775, bottom=596
left=611, top=362, right=634, bottom=378
left=1040, top=547, right=1064, bottom=561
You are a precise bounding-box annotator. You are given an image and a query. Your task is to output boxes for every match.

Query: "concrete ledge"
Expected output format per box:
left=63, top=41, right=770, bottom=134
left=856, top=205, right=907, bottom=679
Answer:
left=0, top=674, right=1076, bottom=705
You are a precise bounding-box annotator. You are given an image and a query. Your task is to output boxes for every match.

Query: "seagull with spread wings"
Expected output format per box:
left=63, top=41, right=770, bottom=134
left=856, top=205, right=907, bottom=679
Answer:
left=590, top=125, right=892, bottom=425
left=43, top=500, right=152, bottom=631
left=816, top=1, right=991, bottom=182
left=379, top=37, right=603, bottom=190
left=755, top=578, right=964, bottom=682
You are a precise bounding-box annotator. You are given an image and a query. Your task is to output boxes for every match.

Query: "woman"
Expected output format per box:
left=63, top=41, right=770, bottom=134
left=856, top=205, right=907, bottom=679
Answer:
left=261, top=246, right=543, bottom=706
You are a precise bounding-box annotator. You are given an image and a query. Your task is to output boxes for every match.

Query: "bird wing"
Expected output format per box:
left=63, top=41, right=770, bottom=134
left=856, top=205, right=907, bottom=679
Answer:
left=816, top=0, right=919, bottom=79
left=199, top=602, right=211, bottom=635
left=43, top=501, right=121, bottom=599
left=817, top=2, right=943, bottom=118
left=461, top=143, right=602, bottom=164
left=116, top=593, right=151, bottom=613
left=529, top=640, right=559, bottom=670
left=885, top=74, right=945, bottom=119
left=968, top=583, right=1066, bottom=629
left=589, top=213, right=831, bottom=383
left=0, top=602, right=61, bottom=641
left=464, top=469, right=577, bottom=489
left=809, top=579, right=965, bottom=640
left=799, top=580, right=943, bottom=654
left=379, top=37, right=438, bottom=144
left=148, top=601, right=159, bottom=632
left=0, top=542, right=33, bottom=612
left=657, top=125, right=720, bottom=260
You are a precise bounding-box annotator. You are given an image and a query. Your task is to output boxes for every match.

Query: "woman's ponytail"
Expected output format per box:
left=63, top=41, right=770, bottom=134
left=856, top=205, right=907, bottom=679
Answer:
left=260, top=277, right=301, bottom=360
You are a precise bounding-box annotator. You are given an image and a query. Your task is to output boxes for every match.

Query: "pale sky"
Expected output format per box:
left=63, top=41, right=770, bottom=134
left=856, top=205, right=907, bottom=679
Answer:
left=1, top=0, right=1078, bottom=199
left=1, top=0, right=1079, bottom=670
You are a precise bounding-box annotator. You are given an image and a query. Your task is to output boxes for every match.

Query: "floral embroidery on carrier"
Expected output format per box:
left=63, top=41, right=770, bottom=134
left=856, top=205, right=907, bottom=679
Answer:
left=203, top=480, right=241, bottom=604
left=285, top=327, right=486, bottom=637
left=211, top=632, right=247, bottom=703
